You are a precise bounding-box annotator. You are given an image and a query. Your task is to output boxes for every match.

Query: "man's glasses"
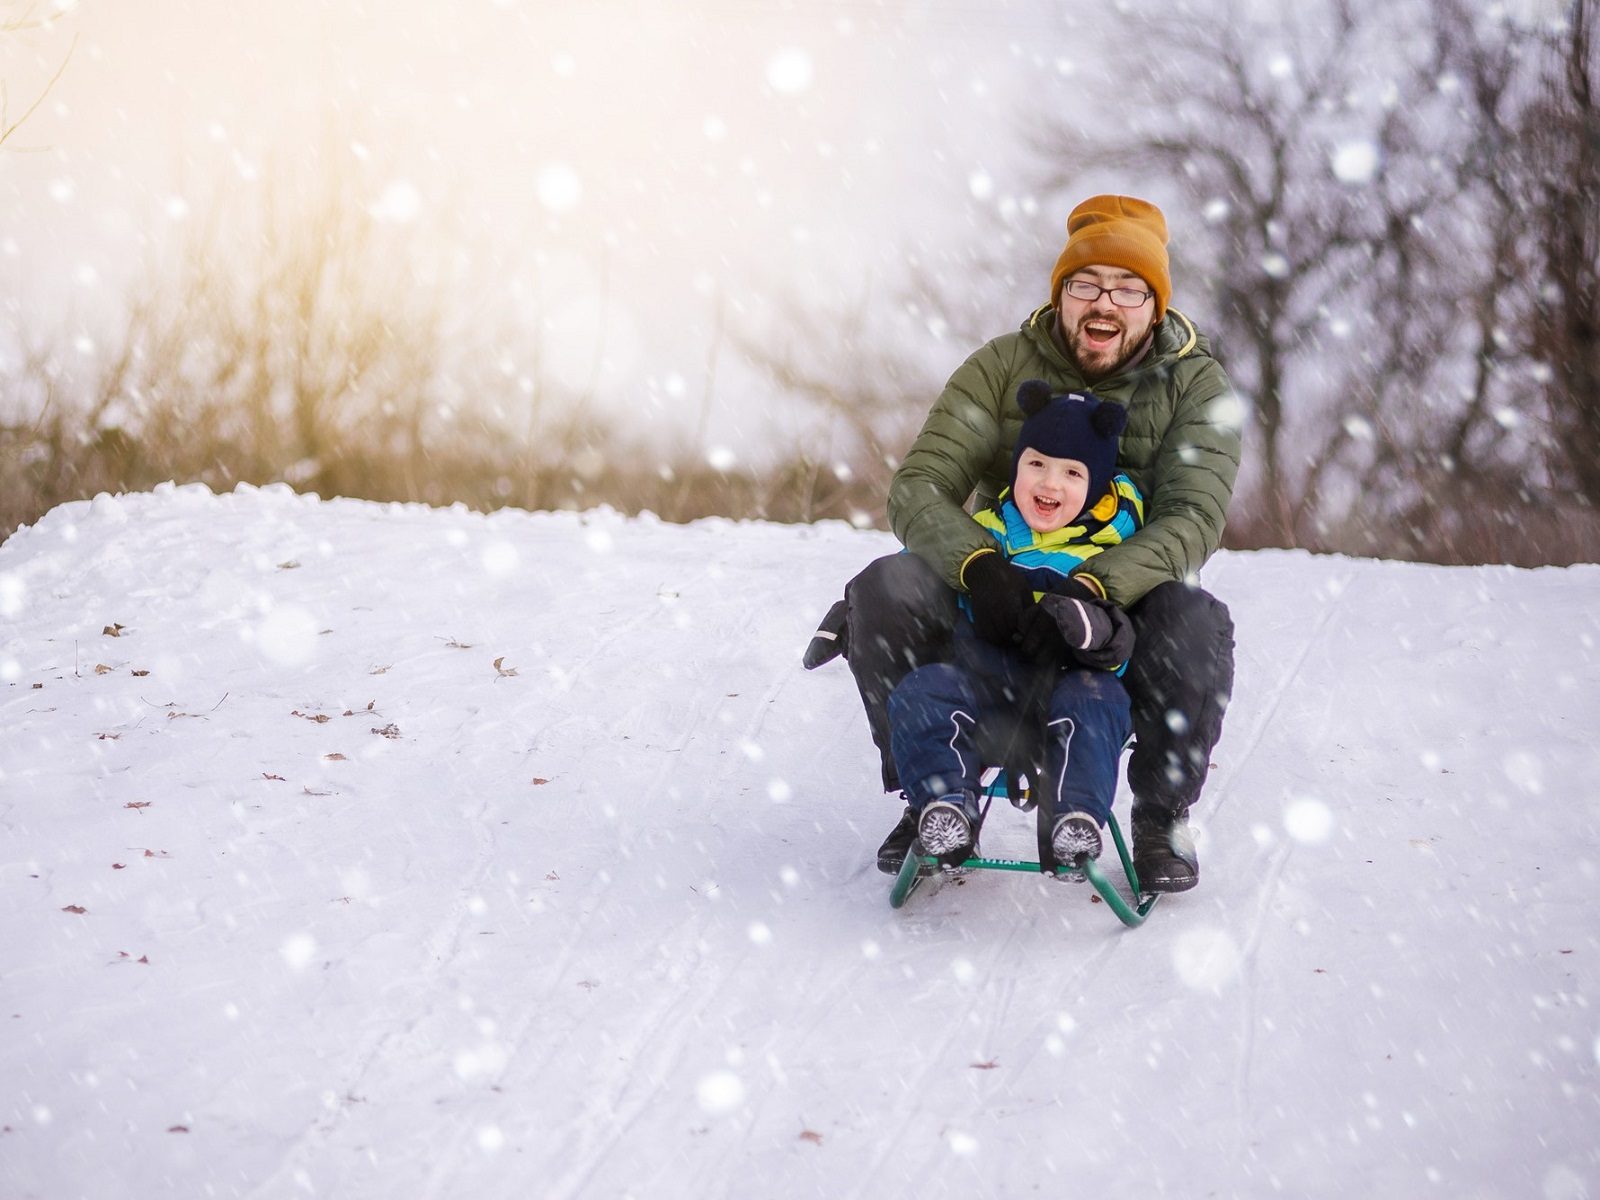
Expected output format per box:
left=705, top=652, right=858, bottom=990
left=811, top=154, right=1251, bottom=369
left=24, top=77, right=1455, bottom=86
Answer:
left=1062, top=278, right=1152, bottom=309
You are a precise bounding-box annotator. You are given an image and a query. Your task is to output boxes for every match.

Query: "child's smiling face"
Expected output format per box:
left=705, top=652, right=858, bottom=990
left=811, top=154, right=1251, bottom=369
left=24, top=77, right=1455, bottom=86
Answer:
left=1013, top=446, right=1091, bottom=534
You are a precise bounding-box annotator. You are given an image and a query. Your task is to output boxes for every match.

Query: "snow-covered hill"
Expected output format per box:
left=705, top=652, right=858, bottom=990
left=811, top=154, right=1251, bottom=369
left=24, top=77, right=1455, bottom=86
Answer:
left=2, top=484, right=1596, bottom=1199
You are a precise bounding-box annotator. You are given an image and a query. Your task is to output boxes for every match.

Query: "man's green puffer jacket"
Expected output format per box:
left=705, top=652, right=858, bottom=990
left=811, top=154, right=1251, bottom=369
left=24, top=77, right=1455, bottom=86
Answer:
left=887, top=304, right=1243, bottom=607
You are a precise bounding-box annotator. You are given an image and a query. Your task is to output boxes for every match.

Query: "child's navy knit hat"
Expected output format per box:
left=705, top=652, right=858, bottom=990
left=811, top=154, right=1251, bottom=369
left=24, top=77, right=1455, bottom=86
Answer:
left=1012, top=380, right=1129, bottom=519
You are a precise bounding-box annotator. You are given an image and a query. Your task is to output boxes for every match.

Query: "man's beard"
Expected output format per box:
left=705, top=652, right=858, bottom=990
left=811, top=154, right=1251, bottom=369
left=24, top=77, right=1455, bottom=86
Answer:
left=1063, top=314, right=1150, bottom=382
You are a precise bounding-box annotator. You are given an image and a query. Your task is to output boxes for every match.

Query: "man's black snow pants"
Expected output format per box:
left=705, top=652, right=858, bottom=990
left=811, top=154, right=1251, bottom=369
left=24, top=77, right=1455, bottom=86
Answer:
left=842, top=553, right=1235, bottom=819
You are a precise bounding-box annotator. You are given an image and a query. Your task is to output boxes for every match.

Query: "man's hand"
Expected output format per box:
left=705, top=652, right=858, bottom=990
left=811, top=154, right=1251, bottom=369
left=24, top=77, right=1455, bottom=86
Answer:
left=963, top=552, right=1034, bottom=647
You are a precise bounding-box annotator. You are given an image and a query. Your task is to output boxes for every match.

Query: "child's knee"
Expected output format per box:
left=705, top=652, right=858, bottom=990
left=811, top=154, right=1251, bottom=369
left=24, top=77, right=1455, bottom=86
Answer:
left=1050, top=668, right=1131, bottom=716
left=889, top=662, right=970, bottom=710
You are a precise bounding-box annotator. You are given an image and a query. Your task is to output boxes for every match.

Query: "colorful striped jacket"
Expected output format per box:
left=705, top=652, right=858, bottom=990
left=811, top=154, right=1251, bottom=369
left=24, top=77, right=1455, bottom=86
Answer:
left=970, top=472, right=1145, bottom=599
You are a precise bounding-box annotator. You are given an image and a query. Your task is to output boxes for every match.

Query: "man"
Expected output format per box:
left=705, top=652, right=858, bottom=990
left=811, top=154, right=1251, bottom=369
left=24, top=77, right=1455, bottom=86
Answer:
left=810, top=194, right=1240, bottom=893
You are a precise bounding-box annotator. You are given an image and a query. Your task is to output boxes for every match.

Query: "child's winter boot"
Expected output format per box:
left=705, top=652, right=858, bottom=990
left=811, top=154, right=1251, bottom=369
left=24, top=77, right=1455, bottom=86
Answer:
left=1050, top=810, right=1102, bottom=868
left=916, top=792, right=980, bottom=866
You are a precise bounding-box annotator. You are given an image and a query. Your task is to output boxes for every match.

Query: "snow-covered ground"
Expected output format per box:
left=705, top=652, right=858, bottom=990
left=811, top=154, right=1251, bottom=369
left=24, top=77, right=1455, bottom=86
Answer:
left=2, top=483, right=1597, bottom=1199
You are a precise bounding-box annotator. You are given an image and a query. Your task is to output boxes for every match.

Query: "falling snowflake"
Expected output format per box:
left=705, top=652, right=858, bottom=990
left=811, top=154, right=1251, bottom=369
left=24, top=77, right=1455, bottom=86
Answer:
left=766, top=48, right=814, bottom=95
left=1331, top=140, right=1381, bottom=185
left=536, top=163, right=583, bottom=213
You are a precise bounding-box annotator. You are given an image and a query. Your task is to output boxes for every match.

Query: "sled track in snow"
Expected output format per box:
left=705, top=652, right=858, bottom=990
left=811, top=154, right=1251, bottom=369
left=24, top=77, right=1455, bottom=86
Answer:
left=1207, top=563, right=1357, bottom=823
left=843, top=900, right=1127, bottom=1199
left=535, top=916, right=731, bottom=1200
left=237, top=787, right=508, bottom=1200
left=1228, top=838, right=1294, bottom=1157
left=411, top=860, right=638, bottom=1195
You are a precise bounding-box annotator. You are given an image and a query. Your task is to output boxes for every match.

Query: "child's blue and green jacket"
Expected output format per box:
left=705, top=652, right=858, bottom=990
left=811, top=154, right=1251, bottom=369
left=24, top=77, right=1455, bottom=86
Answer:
left=969, top=472, right=1145, bottom=600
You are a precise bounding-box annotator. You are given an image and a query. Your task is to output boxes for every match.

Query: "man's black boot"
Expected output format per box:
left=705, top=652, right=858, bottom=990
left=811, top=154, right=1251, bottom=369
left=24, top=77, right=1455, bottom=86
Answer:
left=1131, top=806, right=1199, bottom=893
left=876, top=805, right=918, bottom=875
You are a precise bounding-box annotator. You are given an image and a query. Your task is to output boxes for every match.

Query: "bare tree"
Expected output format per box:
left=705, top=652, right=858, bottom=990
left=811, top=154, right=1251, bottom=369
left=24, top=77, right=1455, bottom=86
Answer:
left=1, top=8, right=75, bottom=152
left=1525, top=0, right=1600, bottom=508
left=726, top=282, right=947, bottom=521
left=1011, top=0, right=1600, bottom=562
left=1025, top=0, right=1473, bottom=545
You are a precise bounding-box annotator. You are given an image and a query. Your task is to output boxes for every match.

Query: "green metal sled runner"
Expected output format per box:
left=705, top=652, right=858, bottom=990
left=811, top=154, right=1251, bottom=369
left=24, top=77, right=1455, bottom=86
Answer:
left=888, top=776, right=1160, bottom=928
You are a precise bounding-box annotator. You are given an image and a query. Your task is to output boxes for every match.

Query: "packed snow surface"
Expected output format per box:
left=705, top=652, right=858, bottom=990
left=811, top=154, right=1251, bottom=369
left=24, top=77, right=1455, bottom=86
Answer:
left=2, top=483, right=1597, bottom=1199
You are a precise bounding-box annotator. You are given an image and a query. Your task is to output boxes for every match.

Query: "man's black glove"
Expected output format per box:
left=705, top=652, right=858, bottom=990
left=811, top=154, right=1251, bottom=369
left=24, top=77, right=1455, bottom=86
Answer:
left=963, top=551, right=1035, bottom=647
left=801, top=598, right=849, bottom=670
left=1029, top=584, right=1136, bottom=672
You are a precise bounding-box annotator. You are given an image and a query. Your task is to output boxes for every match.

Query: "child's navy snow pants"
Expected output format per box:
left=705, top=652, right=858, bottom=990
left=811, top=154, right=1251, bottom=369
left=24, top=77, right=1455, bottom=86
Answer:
left=886, top=632, right=1132, bottom=825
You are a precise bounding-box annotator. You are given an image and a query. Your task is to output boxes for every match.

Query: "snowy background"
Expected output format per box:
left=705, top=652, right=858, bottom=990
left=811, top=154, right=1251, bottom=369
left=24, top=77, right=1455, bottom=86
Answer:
left=0, top=0, right=1089, bottom=454
left=3, top=485, right=1597, bottom=1198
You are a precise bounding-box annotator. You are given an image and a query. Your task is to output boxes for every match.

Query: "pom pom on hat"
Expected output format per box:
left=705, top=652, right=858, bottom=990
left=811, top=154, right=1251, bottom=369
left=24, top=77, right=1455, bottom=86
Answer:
left=1011, top=380, right=1128, bottom=519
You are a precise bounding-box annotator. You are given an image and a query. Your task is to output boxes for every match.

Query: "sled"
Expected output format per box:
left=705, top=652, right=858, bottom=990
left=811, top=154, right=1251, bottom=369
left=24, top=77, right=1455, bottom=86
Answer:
left=888, top=770, right=1160, bottom=928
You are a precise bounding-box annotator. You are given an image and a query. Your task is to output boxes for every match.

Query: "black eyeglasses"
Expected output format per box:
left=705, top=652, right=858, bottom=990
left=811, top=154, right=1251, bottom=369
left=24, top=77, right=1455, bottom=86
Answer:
left=1061, top=278, right=1153, bottom=309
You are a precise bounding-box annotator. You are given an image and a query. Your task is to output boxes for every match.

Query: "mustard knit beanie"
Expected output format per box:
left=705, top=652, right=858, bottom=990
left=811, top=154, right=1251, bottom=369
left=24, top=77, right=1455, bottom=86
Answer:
left=1049, top=194, right=1171, bottom=321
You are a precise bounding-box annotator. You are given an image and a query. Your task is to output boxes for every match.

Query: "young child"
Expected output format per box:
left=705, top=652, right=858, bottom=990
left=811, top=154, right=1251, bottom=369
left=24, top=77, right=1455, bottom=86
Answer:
left=884, top=380, right=1143, bottom=870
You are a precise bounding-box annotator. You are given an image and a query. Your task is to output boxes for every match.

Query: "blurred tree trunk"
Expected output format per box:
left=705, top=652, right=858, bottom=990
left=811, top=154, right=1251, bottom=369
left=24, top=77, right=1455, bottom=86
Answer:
left=1528, top=0, right=1600, bottom=507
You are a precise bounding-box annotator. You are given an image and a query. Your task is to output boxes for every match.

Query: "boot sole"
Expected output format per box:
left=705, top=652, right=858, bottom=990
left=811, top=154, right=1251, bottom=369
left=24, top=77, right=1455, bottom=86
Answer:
left=1135, top=866, right=1199, bottom=894
left=917, top=802, right=975, bottom=862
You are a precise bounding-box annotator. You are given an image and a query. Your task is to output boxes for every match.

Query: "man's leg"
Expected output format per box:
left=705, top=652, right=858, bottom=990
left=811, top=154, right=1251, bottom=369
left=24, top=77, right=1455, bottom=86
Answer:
left=843, top=553, right=959, bottom=792
left=1121, top=581, right=1235, bottom=890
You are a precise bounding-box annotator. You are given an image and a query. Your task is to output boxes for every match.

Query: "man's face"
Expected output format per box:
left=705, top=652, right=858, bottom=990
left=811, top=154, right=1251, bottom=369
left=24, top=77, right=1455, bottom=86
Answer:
left=1057, top=265, right=1158, bottom=381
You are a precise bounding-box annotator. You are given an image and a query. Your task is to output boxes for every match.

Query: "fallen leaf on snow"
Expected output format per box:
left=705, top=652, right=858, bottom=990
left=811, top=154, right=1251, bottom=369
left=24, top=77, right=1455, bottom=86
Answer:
left=124, top=801, right=152, bottom=811
left=62, top=905, right=87, bottom=914
left=131, top=669, right=149, bottom=677
left=493, top=656, right=519, bottom=678
left=970, top=1060, right=999, bottom=1071
left=371, top=724, right=401, bottom=739
left=262, top=772, right=286, bottom=781
left=168, top=1125, right=189, bottom=1133
left=94, top=663, right=113, bottom=675
left=103, top=623, right=125, bottom=637
left=799, top=1130, right=824, bottom=1146
left=531, top=777, right=551, bottom=786
left=321, top=753, right=347, bottom=762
